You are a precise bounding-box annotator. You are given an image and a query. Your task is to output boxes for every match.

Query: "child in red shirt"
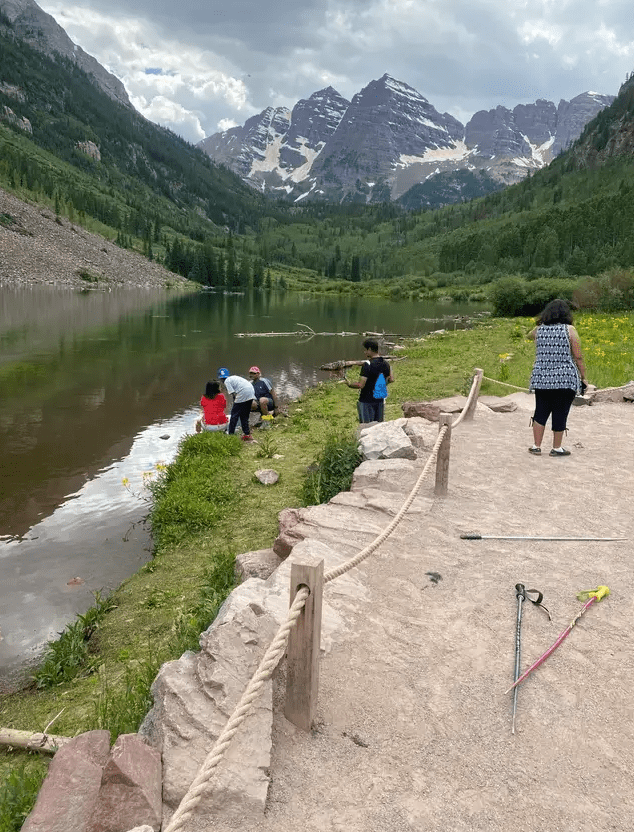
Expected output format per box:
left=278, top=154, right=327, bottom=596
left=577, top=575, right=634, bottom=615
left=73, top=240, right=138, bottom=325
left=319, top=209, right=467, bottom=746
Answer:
left=195, top=381, right=228, bottom=432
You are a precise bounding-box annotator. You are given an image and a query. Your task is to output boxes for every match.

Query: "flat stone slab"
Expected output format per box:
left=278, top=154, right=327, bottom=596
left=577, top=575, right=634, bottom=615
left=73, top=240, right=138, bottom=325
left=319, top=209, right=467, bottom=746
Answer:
left=478, top=395, right=518, bottom=412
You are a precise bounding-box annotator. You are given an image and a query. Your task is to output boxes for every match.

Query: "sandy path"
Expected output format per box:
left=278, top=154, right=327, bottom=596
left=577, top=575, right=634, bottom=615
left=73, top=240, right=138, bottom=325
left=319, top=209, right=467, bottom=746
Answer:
left=218, top=396, right=634, bottom=831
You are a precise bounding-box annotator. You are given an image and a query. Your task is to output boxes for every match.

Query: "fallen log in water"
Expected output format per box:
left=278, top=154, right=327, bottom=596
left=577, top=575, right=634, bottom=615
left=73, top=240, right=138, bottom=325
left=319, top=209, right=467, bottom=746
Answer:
left=319, top=356, right=404, bottom=371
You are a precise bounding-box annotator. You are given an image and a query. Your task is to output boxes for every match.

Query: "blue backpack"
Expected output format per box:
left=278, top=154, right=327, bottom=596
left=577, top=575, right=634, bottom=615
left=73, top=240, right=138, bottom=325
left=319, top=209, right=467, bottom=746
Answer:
left=373, top=372, right=388, bottom=400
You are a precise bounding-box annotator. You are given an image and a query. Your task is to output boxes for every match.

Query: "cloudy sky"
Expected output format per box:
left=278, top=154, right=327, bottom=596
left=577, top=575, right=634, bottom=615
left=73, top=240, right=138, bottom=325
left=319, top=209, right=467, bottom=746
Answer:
left=39, top=0, right=634, bottom=145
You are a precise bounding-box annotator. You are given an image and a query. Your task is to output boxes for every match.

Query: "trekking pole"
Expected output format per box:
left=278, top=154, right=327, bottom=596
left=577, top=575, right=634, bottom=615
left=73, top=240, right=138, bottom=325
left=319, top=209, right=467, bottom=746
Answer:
left=511, top=584, right=550, bottom=734
left=461, top=533, right=626, bottom=542
left=505, top=586, right=609, bottom=694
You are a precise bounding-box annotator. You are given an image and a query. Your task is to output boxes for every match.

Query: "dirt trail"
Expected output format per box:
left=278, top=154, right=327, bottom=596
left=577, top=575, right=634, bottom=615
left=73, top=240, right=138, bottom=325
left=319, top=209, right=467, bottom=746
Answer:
left=217, top=395, right=634, bottom=832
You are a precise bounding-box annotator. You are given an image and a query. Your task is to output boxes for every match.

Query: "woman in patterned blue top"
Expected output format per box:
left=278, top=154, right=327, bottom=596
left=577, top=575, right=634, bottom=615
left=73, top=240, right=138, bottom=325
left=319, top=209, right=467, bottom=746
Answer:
left=527, top=299, right=588, bottom=457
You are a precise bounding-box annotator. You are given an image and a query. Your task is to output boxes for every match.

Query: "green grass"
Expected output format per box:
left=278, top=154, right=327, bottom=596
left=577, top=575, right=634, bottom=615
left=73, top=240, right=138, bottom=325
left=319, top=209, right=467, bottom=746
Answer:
left=2, top=312, right=633, bottom=826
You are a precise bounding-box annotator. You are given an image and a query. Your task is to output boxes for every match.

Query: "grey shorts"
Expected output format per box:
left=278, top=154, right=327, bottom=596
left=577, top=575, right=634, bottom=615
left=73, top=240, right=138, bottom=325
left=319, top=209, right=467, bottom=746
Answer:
left=357, top=400, right=384, bottom=423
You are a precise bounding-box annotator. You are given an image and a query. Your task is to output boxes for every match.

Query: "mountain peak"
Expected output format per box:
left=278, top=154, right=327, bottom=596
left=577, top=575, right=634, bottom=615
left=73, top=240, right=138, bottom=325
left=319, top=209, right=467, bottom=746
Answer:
left=1, top=0, right=130, bottom=106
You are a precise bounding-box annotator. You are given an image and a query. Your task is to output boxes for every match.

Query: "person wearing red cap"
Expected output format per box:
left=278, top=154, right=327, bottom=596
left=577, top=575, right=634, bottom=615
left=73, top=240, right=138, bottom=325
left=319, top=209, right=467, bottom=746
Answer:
left=248, top=366, right=279, bottom=420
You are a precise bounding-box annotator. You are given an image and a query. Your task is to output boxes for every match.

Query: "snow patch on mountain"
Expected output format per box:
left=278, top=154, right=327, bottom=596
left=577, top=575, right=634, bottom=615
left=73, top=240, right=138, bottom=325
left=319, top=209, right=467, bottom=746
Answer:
left=398, top=140, right=473, bottom=167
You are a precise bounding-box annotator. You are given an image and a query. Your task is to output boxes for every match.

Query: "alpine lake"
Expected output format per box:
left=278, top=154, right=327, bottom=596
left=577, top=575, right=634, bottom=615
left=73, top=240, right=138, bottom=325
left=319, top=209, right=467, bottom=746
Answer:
left=0, top=284, right=486, bottom=689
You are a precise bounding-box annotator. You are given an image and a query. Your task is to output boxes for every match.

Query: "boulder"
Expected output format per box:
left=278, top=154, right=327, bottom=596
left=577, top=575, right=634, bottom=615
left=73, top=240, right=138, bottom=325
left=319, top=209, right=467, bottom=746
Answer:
left=254, top=468, right=279, bottom=485
left=351, top=458, right=420, bottom=495
left=478, top=395, right=518, bottom=412
left=358, top=421, right=416, bottom=461
left=402, top=417, right=438, bottom=452
left=273, top=507, right=306, bottom=557
left=139, top=602, right=279, bottom=825
left=22, top=731, right=111, bottom=832
left=235, top=548, right=283, bottom=582
left=592, top=381, right=634, bottom=403
left=87, top=734, right=162, bottom=832
left=401, top=396, right=466, bottom=421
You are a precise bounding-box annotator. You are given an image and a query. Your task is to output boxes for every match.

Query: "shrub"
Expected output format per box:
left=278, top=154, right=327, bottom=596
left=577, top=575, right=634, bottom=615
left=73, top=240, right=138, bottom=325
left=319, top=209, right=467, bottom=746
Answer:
left=574, top=270, right=634, bottom=311
left=302, top=432, right=361, bottom=505
left=489, top=276, right=578, bottom=316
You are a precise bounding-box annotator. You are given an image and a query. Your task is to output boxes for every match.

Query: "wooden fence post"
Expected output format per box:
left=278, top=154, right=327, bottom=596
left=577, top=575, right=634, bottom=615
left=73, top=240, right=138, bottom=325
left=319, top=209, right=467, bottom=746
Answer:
left=285, top=554, right=324, bottom=732
left=462, top=367, right=484, bottom=421
left=435, top=413, right=453, bottom=496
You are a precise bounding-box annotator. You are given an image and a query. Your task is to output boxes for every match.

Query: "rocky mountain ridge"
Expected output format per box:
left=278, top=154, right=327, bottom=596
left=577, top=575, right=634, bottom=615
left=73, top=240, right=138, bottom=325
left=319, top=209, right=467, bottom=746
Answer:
left=199, top=74, right=614, bottom=207
left=1, top=0, right=131, bottom=107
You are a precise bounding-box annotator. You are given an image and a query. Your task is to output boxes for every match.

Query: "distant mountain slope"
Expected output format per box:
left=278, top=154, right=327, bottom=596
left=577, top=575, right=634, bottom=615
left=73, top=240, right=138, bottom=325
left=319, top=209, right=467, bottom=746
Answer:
left=199, top=74, right=614, bottom=208
left=1, top=0, right=130, bottom=107
left=0, top=15, right=264, bottom=240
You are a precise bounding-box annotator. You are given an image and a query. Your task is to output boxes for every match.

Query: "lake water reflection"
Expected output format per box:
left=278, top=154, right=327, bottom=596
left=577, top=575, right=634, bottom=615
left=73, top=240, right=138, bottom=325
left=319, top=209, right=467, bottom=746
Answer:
left=0, top=285, right=485, bottom=687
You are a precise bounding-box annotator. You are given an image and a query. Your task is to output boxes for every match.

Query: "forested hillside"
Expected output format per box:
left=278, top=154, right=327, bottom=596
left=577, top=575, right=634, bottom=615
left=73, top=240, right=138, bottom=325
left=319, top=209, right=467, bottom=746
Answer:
left=2, top=1, right=634, bottom=310
left=0, top=13, right=265, bottom=242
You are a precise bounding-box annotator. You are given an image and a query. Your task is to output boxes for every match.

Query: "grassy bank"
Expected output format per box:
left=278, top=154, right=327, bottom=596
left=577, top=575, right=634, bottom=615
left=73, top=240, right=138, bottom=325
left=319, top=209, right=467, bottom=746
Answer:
left=2, top=312, right=633, bottom=830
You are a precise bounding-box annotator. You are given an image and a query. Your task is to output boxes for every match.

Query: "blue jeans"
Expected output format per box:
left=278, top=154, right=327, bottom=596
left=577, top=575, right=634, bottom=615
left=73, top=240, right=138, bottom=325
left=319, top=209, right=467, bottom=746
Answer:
left=228, top=400, right=253, bottom=435
left=357, top=400, right=384, bottom=423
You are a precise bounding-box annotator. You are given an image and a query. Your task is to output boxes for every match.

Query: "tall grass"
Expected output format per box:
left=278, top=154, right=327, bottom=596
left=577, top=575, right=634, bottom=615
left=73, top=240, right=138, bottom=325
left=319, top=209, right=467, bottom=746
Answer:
left=302, top=432, right=362, bottom=505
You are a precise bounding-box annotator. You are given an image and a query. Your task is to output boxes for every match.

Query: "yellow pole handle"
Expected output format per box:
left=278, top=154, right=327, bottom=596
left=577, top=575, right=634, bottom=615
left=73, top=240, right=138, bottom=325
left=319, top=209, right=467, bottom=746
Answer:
left=576, top=586, right=610, bottom=602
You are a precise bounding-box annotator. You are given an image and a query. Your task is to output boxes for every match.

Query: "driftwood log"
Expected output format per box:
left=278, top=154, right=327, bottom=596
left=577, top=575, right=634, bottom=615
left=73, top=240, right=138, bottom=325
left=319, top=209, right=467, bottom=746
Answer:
left=0, top=727, right=72, bottom=754
left=319, top=356, right=404, bottom=371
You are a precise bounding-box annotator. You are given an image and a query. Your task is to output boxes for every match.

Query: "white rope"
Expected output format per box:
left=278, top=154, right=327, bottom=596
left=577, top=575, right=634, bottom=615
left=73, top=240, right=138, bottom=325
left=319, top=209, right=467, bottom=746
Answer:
left=324, top=426, right=447, bottom=583
left=481, top=375, right=529, bottom=392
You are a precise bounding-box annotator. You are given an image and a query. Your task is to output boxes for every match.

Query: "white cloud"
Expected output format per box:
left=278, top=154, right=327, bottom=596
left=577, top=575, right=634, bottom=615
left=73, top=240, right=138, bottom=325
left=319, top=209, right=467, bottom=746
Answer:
left=37, top=0, right=634, bottom=144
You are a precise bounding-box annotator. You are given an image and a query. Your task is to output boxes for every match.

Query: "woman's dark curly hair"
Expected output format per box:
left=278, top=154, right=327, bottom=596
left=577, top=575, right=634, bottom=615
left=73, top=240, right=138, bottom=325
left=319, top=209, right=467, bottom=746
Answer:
left=537, top=298, right=573, bottom=326
left=204, top=380, right=221, bottom=399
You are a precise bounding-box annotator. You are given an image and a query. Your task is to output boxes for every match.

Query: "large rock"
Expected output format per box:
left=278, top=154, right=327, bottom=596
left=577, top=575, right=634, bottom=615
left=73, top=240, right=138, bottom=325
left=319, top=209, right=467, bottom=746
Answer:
left=402, top=417, right=438, bottom=452
left=22, top=730, right=111, bottom=832
left=358, top=420, right=416, bottom=461
left=478, top=395, right=518, bottom=412
left=140, top=538, right=369, bottom=827
left=87, top=735, right=162, bottom=832
left=235, top=548, right=283, bottom=581
left=351, top=458, right=420, bottom=494
left=592, top=381, right=634, bottom=403
left=401, top=396, right=467, bottom=421
left=140, top=601, right=279, bottom=826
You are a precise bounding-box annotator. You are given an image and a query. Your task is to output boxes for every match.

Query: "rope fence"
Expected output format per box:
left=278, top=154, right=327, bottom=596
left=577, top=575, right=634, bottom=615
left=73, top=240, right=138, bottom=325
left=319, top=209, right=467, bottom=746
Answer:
left=163, top=367, right=485, bottom=832
left=481, top=375, right=530, bottom=393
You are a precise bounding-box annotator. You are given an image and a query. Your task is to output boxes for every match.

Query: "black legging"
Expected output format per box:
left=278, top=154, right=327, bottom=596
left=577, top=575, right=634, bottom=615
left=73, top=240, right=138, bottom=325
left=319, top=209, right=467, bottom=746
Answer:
left=228, top=399, right=253, bottom=435
left=532, top=388, right=576, bottom=433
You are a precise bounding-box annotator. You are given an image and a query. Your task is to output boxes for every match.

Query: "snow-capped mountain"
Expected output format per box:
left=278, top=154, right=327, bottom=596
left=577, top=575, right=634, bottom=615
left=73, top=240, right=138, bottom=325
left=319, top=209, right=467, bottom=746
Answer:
left=198, top=74, right=614, bottom=206
left=198, top=87, right=350, bottom=194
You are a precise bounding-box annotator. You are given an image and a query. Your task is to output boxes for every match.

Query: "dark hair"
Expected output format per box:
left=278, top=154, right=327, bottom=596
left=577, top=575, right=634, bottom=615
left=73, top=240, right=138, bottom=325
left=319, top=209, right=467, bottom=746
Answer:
left=363, top=338, right=379, bottom=352
left=205, top=380, right=220, bottom=399
left=537, top=298, right=573, bottom=326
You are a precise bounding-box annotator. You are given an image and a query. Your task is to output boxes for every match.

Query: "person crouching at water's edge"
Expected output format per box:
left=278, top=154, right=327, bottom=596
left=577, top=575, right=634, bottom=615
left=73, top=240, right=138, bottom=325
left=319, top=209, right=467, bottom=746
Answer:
left=248, top=366, right=279, bottom=420
left=217, top=368, right=255, bottom=441
left=345, top=338, right=393, bottom=423
left=196, top=380, right=228, bottom=432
